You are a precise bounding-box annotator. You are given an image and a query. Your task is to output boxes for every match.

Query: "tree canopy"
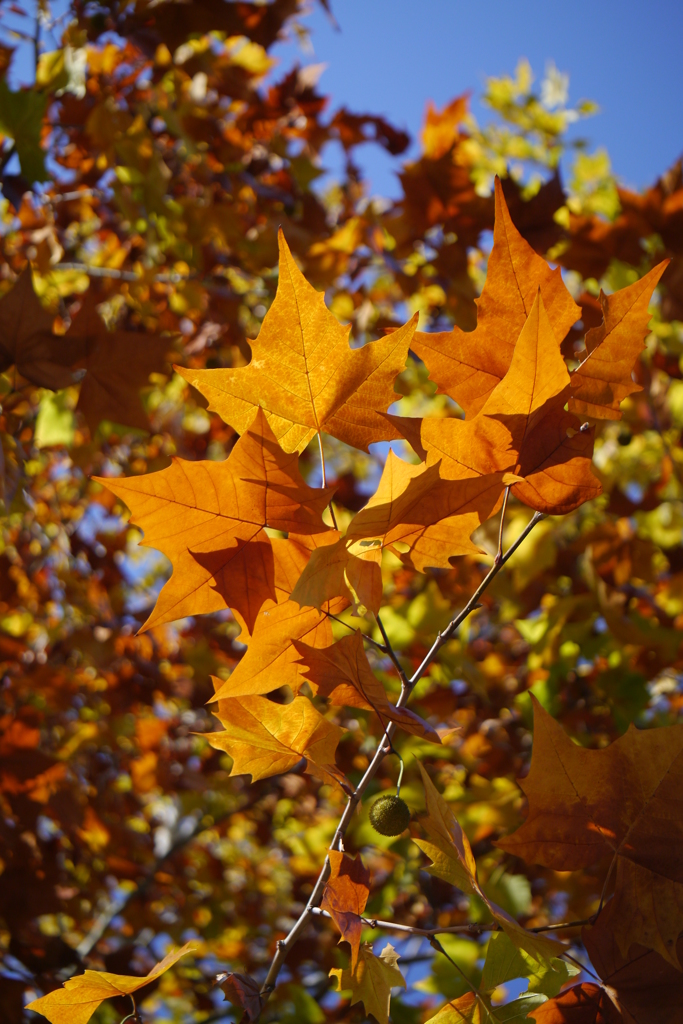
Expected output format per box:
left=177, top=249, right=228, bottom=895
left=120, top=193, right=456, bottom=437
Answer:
left=1, top=3, right=683, bottom=1024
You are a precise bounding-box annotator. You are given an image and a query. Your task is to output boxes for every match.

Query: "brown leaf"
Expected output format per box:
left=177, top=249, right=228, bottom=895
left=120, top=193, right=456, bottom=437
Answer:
left=583, top=900, right=683, bottom=1024
left=178, top=229, right=417, bottom=452
left=0, top=267, right=79, bottom=389
left=569, top=261, right=669, bottom=420
left=218, top=973, right=263, bottom=1023
left=497, top=696, right=683, bottom=966
left=294, top=630, right=441, bottom=742
left=321, top=851, right=370, bottom=970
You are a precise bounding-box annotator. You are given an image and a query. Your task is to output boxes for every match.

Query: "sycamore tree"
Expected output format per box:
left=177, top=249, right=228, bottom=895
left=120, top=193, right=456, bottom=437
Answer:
left=0, top=3, right=682, bottom=1024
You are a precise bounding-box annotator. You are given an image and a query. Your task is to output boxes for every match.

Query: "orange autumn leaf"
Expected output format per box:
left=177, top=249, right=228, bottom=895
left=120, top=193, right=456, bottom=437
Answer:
left=178, top=229, right=418, bottom=453
left=25, top=942, right=195, bottom=1024
left=291, top=451, right=513, bottom=614
left=294, top=630, right=441, bottom=742
left=411, top=176, right=580, bottom=416
left=94, top=407, right=332, bottom=633
left=321, top=851, right=370, bottom=970
left=568, top=260, right=670, bottom=420
left=206, top=691, right=346, bottom=788
left=528, top=984, right=623, bottom=1024
left=399, top=291, right=601, bottom=515
left=476, top=289, right=601, bottom=514
left=497, top=696, right=683, bottom=966
left=414, top=760, right=564, bottom=965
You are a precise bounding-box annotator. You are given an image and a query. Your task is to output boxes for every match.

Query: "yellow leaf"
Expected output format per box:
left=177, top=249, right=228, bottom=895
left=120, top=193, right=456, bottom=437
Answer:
left=207, top=692, right=345, bottom=788
left=25, top=943, right=195, bottom=1024
left=329, top=942, right=406, bottom=1024
left=178, top=230, right=417, bottom=452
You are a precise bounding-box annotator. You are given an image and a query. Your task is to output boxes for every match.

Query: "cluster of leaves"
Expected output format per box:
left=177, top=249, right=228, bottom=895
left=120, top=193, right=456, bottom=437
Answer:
left=1, top=3, right=683, bottom=1024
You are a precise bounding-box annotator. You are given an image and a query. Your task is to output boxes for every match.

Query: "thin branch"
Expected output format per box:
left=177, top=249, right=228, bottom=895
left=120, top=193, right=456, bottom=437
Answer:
left=375, top=611, right=408, bottom=685
left=409, top=511, right=546, bottom=688
left=495, top=486, right=510, bottom=565
left=310, top=907, right=589, bottom=938
left=324, top=611, right=390, bottom=654
left=317, top=431, right=338, bottom=530
left=258, top=508, right=548, bottom=1011
left=429, top=936, right=497, bottom=1021
left=561, top=950, right=600, bottom=983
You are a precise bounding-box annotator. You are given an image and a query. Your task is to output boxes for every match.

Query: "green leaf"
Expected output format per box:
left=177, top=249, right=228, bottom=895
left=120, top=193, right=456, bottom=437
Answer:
left=0, top=80, right=48, bottom=182
left=481, top=932, right=529, bottom=992
left=493, top=994, right=547, bottom=1022
left=35, top=390, right=76, bottom=449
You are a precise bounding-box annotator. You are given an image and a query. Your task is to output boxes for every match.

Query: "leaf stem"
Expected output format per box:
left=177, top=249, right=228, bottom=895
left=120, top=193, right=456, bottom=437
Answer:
left=317, top=430, right=338, bottom=530
left=429, top=936, right=498, bottom=1022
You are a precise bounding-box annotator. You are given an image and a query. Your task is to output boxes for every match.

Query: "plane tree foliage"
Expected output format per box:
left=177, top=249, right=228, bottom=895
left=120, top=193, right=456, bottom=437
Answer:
left=0, top=3, right=682, bottom=1023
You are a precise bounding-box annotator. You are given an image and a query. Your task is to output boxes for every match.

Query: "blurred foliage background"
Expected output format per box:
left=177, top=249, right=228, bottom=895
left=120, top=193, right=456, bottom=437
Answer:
left=0, top=1, right=682, bottom=1021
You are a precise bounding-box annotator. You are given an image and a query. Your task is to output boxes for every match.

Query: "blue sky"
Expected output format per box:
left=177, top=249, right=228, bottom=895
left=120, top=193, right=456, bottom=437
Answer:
left=271, top=0, right=683, bottom=198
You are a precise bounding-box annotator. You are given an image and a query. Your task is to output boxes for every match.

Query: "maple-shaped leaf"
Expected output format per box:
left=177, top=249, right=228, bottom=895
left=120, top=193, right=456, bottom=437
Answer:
left=528, top=984, right=623, bottom=1024
left=25, top=942, right=195, bottom=1024
left=294, top=630, right=441, bottom=742
left=424, top=990, right=545, bottom=1023
left=0, top=267, right=81, bottom=390
left=404, top=291, right=601, bottom=516
left=291, top=451, right=513, bottom=614
left=94, top=408, right=333, bottom=633
left=329, top=942, right=405, bottom=1024
left=568, top=261, right=669, bottom=420
left=207, top=691, right=346, bottom=788
left=582, top=899, right=683, bottom=1024
left=481, top=930, right=578, bottom=998
left=414, top=761, right=564, bottom=965
left=218, top=972, right=263, bottom=1022
left=411, top=177, right=580, bottom=417
left=497, top=696, right=683, bottom=966
left=67, top=291, right=170, bottom=432
left=321, top=850, right=370, bottom=970
left=178, top=229, right=418, bottom=453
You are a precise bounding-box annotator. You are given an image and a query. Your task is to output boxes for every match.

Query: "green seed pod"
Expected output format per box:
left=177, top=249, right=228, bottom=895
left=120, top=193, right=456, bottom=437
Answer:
left=369, top=794, right=411, bottom=837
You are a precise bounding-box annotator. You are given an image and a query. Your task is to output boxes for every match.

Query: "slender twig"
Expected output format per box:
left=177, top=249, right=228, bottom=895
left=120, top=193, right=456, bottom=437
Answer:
left=324, top=611, right=390, bottom=654
left=409, top=511, right=546, bottom=688
left=375, top=611, right=408, bottom=685
left=257, top=510, right=548, bottom=1010
left=119, top=994, right=141, bottom=1024
left=317, top=431, right=338, bottom=530
left=561, top=950, right=600, bottom=983
left=429, top=937, right=497, bottom=1021
left=310, top=907, right=592, bottom=938
left=495, top=487, right=510, bottom=565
